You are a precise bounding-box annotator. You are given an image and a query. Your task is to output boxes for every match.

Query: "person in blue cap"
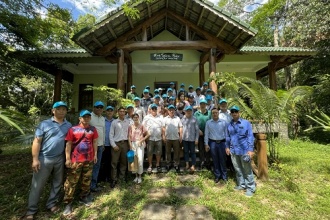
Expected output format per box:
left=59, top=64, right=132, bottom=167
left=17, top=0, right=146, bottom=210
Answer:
left=90, top=101, right=105, bottom=192
left=201, top=82, right=209, bottom=96
left=195, top=87, right=205, bottom=106
left=206, top=95, right=215, bottom=111
left=126, top=85, right=138, bottom=100
left=125, top=104, right=135, bottom=124
left=187, top=85, right=196, bottom=98
left=169, top=82, right=177, bottom=99
left=23, top=101, right=72, bottom=219
left=98, top=106, right=115, bottom=183
left=62, top=110, right=99, bottom=215
left=178, top=83, right=187, bottom=98
left=181, top=106, right=199, bottom=172
left=141, top=89, right=152, bottom=115
left=225, top=105, right=256, bottom=197
left=162, top=105, right=183, bottom=172
left=140, top=85, right=153, bottom=98
left=133, top=97, right=146, bottom=123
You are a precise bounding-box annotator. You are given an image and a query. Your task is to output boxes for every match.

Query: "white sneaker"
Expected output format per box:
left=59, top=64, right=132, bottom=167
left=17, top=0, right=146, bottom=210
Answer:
left=137, top=177, right=142, bottom=184
left=133, top=177, right=138, bottom=183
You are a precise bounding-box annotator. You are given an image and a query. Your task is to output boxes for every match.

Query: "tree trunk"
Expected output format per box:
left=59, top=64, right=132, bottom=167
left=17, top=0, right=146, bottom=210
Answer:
left=273, top=18, right=280, bottom=47
left=285, top=66, right=292, bottom=90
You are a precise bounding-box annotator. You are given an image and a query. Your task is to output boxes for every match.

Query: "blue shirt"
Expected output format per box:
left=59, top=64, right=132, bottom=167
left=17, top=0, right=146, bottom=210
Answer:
left=226, top=118, right=254, bottom=155
left=105, top=117, right=114, bottom=146
left=204, top=118, right=227, bottom=145
left=35, top=117, right=72, bottom=158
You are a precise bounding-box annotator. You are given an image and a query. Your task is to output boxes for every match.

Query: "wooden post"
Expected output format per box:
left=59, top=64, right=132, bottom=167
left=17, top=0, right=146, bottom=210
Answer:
left=186, top=25, right=190, bottom=41
left=53, top=69, right=62, bottom=102
left=127, top=63, right=132, bottom=90
left=117, top=49, right=125, bottom=93
left=209, top=48, right=217, bottom=95
left=199, top=63, right=205, bottom=86
left=256, top=133, right=268, bottom=181
left=268, top=62, right=277, bottom=90
left=142, top=26, right=147, bottom=41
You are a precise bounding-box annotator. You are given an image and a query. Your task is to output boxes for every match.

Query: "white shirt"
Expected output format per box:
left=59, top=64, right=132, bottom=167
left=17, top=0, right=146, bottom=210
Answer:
left=162, top=115, right=182, bottom=140
left=195, top=94, right=205, bottom=106
left=143, top=114, right=163, bottom=141
left=90, top=112, right=105, bottom=146
left=134, top=106, right=145, bottom=123
left=109, top=118, right=130, bottom=147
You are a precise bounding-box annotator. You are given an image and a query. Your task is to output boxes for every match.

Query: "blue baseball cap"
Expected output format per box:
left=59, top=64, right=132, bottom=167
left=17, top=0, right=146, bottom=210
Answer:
left=134, top=97, right=140, bottom=101
left=188, top=85, right=193, bottom=89
left=145, top=85, right=150, bottom=89
left=170, top=82, right=175, bottom=85
left=203, top=82, right=208, bottom=86
left=196, top=87, right=201, bottom=91
left=167, top=88, right=173, bottom=92
left=162, top=94, right=168, bottom=98
left=94, top=101, right=104, bottom=107
left=168, top=105, right=176, bottom=109
left=80, top=110, right=91, bottom=117
left=230, top=105, right=240, bottom=111
left=206, top=95, right=212, bottom=101
left=169, top=96, right=175, bottom=100
left=184, top=106, right=193, bottom=111
left=154, top=89, right=159, bottom=93
left=126, top=104, right=134, bottom=109
left=200, top=99, right=207, bottom=104
left=179, top=88, right=185, bottom=92
left=206, top=89, right=212, bottom=93
left=143, top=89, right=149, bottom=93
left=180, top=83, right=185, bottom=87
left=131, top=85, right=136, bottom=89
left=219, top=98, right=227, bottom=104
left=52, top=101, right=67, bottom=109
left=154, top=94, right=161, bottom=99
left=150, top=103, right=158, bottom=109
left=106, top=106, right=114, bottom=111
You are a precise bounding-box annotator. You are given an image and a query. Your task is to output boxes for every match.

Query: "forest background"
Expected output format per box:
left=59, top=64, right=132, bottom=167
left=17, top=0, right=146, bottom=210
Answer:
left=0, top=0, right=329, bottom=145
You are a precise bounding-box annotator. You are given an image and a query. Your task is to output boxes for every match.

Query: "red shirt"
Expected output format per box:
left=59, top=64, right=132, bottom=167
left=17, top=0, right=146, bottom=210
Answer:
left=65, top=124, right=98, bottom=163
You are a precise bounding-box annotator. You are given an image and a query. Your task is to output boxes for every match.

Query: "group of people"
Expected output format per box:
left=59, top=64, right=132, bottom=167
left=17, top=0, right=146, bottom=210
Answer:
left=23, top=82, right=257, bottom=219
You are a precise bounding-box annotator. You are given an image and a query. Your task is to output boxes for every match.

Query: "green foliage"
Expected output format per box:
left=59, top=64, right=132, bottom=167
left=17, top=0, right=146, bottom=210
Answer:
left=305, top=110, right=330, bottom=132
left=0, top=109, right=25, bottom=135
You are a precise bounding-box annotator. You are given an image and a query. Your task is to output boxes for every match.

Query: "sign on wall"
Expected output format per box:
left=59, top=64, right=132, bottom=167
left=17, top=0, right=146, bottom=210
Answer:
left=150, top=53, right=183, bottom=61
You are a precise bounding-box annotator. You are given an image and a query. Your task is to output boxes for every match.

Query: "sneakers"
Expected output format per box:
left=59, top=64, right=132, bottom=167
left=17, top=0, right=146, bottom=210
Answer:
left=234, top=186, right=246, bottom=191
left=63, top=203, right=72, bottom=216
left=175, top=166, right=180, bottom=173
left=133, top=177, right=138, bottom=183
left=245, top=190, right=254, bottom=197
left=79, top=196, right=92, bottom=207
left=137, top=177, right=142, bottom=184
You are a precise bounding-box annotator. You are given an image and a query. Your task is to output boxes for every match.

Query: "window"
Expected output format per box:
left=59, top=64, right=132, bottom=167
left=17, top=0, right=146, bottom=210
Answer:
left=79, top=84, right=93, bottom=110
left=154, top=81, right=177, bottom=93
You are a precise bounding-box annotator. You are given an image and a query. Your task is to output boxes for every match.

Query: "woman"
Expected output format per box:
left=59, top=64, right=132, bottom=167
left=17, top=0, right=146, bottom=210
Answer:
left=128, top=113, right=150, bottom=183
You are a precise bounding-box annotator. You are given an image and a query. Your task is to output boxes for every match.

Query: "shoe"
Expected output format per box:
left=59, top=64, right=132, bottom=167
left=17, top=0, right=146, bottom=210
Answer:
left=157, top=166, right=162, bottom=172
left=133, top=177, right=138, bottom=183
left=110, top=181, right=116, bottom=188
left=214, top=178, right=220, bottom=183
left=90, top=186, right=102, bottom=192
left=63, top=203, right=72, bottom=216
left=137, top=177, right=142, bottom=184
left=245, top=190, right=254, bottom=197
left=166, top=165, right=171, bottom=171
left=147, top=167, right=152, bottom=172
left=234, top=186, right=245, bottom=191
left=175, top=166, right=180, bottom=172
left=49, top=205, right=59, bottom=213
left=22, top=215, right=34, bottom=220
left=79, top=196, right=92, bottom=206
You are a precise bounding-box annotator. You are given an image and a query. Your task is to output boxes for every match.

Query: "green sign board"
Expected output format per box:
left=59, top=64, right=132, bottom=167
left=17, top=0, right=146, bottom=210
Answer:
left=150, top=53, right=183, bottom=61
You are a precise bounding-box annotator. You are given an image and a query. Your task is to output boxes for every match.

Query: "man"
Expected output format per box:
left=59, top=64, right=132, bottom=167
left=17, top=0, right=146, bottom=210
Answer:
left=187, top=94, right=198, bottom=113
left=143, top=103, right=163, bottom=173
left=141, top=89, right=152, bottom=115
left=23, top=101, right=72, bottom=219
left=150, top=94, right=162, bottom=115
left=133, top=97, right=146, bottom=123
left=98, top=106, right=114, bottom=183
left=126, top=85, right=138, bottom=100
left=169, top=82, right=177, bottom=98
left=126, top=104, right=135, bottom=124
left=194, top=99, right=211, bottom=170
left=225, top=105, right=256, bottom=197
left=141, top=85, right=153, bottom=98
left=181, top=106, right=199, bottom=172
left=162, top=105, right=183, bottom=172
left=194, top=87, right=205, bottom=106
left=201, top=82, right=209, bottom=96
left=109, top=107, right=130, bottom=188
left=205, top=108, right=228, bottom=183
left=178, top=83, right=187, bottom=97
left=187, top=85, right=196, bottom=98
left=62, top=110, right=98, bottom=215
left=90, top=101, right=105, bottom=192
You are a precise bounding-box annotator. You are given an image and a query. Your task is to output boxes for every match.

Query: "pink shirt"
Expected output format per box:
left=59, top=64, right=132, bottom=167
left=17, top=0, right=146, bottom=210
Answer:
left=128, top=124, right=147, bottom=141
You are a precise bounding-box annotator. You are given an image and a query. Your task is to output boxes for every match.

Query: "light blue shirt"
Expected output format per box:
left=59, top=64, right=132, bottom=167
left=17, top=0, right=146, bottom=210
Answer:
left=204, top=118, right=227, bottom=145
left=35, top=117, right=72, bottom=158
left=105, top=117, right=114, bottom=146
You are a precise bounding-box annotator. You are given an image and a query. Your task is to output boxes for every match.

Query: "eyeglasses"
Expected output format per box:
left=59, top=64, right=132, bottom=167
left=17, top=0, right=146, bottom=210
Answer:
left=230, top=110, right=239, bottom=113
left=95, top=106, right=103, bottom=109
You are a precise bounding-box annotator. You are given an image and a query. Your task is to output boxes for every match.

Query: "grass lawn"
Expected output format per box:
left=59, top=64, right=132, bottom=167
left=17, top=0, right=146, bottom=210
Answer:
left=0, top=140, right=329, bottom=220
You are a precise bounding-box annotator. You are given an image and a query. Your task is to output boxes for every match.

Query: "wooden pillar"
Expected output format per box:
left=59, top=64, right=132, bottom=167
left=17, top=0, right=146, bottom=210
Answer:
left=117, top=49, right=125, bottom=93
left=186, top=25, right=190, bottom=41
left=209, top=48, right=217, bottom=95
left=142, top=26, right=147, bottom=41
left=256, top=133, right=268, bottom=181
left=199, top=63, right=205, bottom=86
left=127, top=63, right=132, bottom=90
left=53, top=69, right=62, bottom=102
left=268, top=62, right=277, bottom=90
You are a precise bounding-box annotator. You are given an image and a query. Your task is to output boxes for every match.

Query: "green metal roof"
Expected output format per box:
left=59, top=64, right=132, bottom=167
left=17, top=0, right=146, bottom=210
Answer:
left=239, top=46, right=317, bottom=56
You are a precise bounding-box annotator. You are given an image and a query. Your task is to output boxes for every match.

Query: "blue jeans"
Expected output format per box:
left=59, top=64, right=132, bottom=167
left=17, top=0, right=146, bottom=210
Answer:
left=26, top=155, right=64, bottom=215
left=209, top=141, right=227, bottom=180
left=90, top=146, right=103, bottom=189
left=183, top=141, right=196, bottom=165
left=231, top=154, right=256, bottom=192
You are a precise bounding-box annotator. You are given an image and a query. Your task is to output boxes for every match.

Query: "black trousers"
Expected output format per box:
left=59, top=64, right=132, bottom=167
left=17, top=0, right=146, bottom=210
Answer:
left=98, top=146, right=111, bottom=182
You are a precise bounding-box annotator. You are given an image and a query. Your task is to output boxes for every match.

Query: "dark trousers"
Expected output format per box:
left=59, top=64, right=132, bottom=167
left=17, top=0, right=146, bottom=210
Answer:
left=111, top=141, right=128, bottom=181
left=209, top=140, right=227, bottom=180
left=98, top=146, right=111, bottom=182
left=198, top=135, right=211, bottom=166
